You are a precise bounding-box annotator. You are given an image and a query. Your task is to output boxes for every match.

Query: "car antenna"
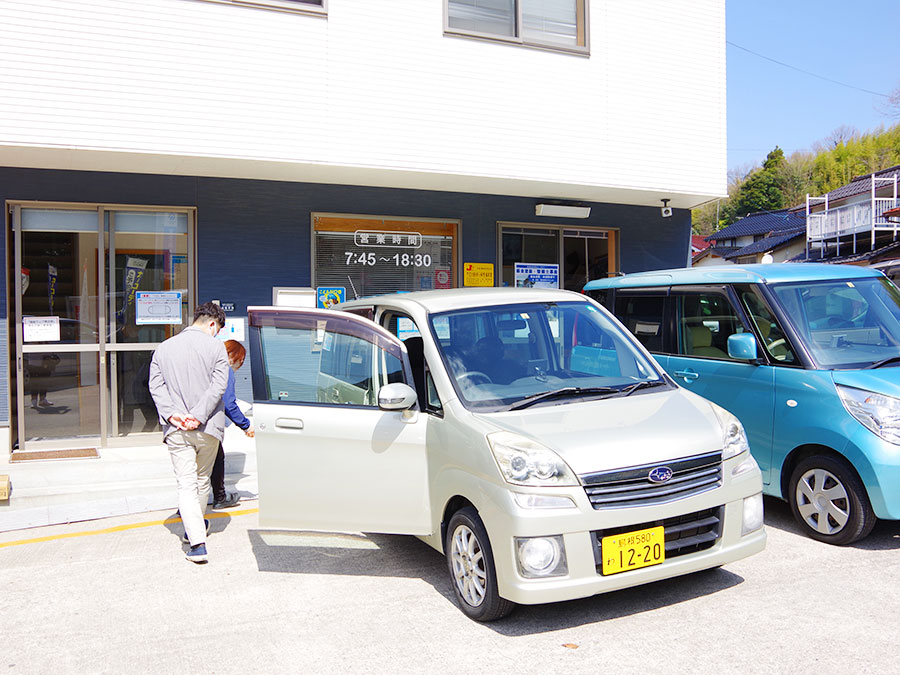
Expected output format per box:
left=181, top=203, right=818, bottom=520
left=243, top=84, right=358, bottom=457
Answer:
left=347, top=275, right=359, bottom=300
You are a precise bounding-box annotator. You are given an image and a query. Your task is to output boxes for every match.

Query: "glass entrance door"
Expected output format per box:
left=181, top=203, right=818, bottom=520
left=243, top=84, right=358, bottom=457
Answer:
left=11, top=204, right=194, bottom=451
left=13, top=207, right=103, bottom=450
left=106, top=210, right=191, bottom=439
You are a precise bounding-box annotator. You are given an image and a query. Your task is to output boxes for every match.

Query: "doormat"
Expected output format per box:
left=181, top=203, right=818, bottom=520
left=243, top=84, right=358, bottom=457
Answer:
left=10, top=448, right=100, bottom=462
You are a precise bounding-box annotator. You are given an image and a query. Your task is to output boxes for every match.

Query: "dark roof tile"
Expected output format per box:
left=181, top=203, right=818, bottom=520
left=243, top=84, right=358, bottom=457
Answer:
left=706, top=209, right=806, bottom=242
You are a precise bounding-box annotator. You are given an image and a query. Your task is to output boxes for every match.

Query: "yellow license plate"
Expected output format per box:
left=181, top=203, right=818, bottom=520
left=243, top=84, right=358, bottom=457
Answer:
left=601, top=526, right=665, bottom=575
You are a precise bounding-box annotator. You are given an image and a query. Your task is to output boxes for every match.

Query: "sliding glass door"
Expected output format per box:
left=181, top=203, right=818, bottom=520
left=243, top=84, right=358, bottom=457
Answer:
left=11, top=204, right=195, bottom=451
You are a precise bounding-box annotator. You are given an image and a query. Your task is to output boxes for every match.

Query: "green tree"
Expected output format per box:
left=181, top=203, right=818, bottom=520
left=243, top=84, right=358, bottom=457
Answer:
left=720, top=147, right=787, bottom=224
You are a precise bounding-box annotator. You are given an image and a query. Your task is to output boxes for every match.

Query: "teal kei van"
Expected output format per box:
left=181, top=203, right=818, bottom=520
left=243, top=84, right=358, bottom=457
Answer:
left=586, top=263, right=900, bottom=545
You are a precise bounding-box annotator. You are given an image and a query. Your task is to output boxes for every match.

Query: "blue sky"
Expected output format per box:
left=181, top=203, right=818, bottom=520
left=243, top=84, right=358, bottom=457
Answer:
left=726, top=0, right=899, bottom=172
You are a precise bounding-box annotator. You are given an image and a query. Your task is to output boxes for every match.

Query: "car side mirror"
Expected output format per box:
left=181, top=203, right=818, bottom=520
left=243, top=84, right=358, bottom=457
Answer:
left=378, top=382, right=418, bottom=411
left=727, top=333, right=758, bottom=361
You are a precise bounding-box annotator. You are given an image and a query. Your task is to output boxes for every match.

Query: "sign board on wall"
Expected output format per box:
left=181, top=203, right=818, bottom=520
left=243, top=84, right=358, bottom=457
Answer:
left=316, top=287, right=346, bottom=309
left=514, top=263, right=559, bottom=289
left=216, top=317, right=245, bottom=342
left=463, top=263, right=494, bottom=287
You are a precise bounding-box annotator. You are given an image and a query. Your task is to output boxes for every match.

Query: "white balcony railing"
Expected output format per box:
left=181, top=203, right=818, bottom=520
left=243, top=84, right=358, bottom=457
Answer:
left=807, top=174, right=899, bottom=243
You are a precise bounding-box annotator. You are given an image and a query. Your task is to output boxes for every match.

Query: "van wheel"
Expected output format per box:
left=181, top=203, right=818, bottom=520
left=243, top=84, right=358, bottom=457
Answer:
left=788, top=455, right=876, bottom=545
left=445, top=507, right=515, bottom=622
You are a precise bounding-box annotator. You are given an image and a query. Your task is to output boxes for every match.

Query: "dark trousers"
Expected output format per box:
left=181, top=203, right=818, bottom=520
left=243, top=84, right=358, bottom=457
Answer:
left=210, top=442, right=226, bottom=502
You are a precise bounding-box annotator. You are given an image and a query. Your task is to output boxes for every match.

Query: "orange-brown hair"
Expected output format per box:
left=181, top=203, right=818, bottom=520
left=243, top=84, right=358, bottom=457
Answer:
left=224, top=340, right=246, bottom=367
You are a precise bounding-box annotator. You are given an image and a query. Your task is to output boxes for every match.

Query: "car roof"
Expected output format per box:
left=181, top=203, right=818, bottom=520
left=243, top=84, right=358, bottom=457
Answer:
left=338, top=286, right=587, bottom=313
left=584, top=263, right=883, bottom=290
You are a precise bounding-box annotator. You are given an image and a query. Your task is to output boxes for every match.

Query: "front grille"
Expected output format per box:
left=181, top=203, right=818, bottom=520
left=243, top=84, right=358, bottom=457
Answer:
left=590, top=507, right=723, bottom=569
left=580, top=451, right=723, bottom=509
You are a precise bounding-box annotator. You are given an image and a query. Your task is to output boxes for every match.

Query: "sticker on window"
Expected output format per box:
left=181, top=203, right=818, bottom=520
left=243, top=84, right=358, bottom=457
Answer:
left=634, top=322, right=660, bottom=335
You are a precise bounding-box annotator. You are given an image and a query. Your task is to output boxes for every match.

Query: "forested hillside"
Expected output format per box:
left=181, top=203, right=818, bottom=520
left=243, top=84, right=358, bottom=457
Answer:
left=693, top=122, right=900, bottom=235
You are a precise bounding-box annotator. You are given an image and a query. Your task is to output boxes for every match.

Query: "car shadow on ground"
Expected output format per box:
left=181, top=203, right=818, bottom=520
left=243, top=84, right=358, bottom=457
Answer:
left=761, top=495, right=900, bottom=550
left=247, top=528, right=744, bottom=634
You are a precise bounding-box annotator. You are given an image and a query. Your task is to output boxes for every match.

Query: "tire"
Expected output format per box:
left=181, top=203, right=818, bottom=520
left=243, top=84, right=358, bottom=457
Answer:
left=788, top=455, right=876, bottom=545
left=445, top=507, right=515, bottom=622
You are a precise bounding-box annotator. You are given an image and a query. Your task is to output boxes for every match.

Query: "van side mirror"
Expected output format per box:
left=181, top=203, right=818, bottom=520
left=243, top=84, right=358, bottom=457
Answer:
left=378, top=383, right=418, bottom=411
left=727, top=333, right=758, bottom=361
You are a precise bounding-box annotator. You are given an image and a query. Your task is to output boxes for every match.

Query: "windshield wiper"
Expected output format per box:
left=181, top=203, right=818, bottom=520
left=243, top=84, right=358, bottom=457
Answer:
left=619, top=380, right=668, bottom=396
left=506, top=387, right=618, bottom=411
left=865, top=356, right=900, bottom=369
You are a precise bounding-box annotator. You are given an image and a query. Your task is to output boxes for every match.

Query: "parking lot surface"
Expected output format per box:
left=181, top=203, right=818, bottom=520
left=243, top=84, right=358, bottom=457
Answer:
left=1, top=497, right=898, bottom=674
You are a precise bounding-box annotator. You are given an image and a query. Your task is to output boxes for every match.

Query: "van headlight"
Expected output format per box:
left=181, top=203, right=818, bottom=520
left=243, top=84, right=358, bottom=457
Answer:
left=709, top=403, right=750, bottom=460
left=487, top=431, right=578, bottom=487
left=837, top=385, right=900, bottom=445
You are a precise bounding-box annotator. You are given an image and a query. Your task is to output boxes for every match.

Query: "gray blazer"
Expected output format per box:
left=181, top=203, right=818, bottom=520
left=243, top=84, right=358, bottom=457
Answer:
left=148, top=326, right=230, bottom=441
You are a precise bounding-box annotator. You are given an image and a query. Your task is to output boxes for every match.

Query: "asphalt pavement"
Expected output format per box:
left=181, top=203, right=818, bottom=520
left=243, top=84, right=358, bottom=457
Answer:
left=1, top=496, right=898, bottom=674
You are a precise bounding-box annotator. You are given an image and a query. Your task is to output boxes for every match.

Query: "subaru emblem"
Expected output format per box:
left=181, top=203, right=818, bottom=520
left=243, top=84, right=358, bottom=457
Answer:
left=648, top=466, right=673, bottom=483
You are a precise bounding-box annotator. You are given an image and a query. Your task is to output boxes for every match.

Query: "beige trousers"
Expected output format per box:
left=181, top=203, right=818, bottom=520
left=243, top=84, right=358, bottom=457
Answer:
left=167, top=430, right=219, bottom=546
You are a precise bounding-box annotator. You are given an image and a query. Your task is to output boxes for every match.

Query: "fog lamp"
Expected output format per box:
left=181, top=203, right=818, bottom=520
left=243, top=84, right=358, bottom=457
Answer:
left=742, top=493, right=765, bottom=535
left=515, top=535, right=568, bottom=578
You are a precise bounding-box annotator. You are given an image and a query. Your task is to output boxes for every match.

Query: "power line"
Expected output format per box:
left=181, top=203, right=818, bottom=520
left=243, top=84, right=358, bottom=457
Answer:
left=727, top=41, right=889, bottom=98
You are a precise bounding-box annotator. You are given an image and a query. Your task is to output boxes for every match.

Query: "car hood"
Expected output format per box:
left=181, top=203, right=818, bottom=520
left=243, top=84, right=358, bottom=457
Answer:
left=473, top=389, right=724, bottom=476
left=832, top=369, right=900, bottom=398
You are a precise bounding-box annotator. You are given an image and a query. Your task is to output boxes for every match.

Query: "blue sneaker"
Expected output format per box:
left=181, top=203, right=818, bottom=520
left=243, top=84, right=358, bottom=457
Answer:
left=186, top=543, right=208, bottom=564
left=182, top=518, right=211, bottom=544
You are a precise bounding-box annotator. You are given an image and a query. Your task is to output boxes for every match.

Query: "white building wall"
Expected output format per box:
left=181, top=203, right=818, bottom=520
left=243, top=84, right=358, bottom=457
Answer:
left=0, top=0, right=726, bottom=207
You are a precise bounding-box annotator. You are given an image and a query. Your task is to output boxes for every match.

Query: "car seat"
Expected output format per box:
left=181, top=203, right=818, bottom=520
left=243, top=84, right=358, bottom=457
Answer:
left=689, top=325, right=729, bottom=358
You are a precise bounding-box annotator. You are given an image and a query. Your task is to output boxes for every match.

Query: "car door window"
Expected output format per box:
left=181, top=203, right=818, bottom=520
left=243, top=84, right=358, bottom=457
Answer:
left=614, top=293, right=666, bottom=352
left=674, top=292, right=749, bottom=361
left=257, top=320, right=404, bottom=407
left=738, top=286, right=796, bottom=364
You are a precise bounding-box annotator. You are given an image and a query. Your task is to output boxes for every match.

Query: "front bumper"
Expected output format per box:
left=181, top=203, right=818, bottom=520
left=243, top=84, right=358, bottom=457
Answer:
left=479, top=458, right=765, bottom=605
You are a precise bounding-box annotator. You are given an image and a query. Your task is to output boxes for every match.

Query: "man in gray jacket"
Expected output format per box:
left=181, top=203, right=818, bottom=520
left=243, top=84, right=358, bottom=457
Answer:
left=149, top=302, right=229, bottom=563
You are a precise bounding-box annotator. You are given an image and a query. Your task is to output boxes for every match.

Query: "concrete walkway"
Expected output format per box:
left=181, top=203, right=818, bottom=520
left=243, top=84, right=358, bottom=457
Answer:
left=0, top=424, right=257, bottom=532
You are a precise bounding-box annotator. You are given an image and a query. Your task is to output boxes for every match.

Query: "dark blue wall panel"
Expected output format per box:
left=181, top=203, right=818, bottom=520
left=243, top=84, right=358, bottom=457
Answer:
left=0, top=166, right=690, bottom=425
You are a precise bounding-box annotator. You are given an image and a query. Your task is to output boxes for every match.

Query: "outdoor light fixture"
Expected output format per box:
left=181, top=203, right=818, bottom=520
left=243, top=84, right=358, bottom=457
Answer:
left=535, top=203, right=591, bottom=218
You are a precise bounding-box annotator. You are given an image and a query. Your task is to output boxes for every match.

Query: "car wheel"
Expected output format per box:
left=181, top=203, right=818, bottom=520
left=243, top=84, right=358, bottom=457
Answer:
left=788, top=455, right=876, bottom=545
left=445, top=507, right=515, bottom=622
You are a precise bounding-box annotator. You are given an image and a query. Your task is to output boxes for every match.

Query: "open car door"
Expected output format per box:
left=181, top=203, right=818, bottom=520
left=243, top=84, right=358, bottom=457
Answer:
left=248, top=307, right=431, bottom=534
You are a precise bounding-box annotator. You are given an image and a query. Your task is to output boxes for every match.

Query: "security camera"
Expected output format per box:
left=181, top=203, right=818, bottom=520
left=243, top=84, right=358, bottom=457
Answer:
left=661, top=199, right=672, bottom=218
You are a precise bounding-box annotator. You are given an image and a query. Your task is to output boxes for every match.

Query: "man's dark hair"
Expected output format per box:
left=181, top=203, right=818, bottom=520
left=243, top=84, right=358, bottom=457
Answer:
left=193, top=302, right=226, bottom=329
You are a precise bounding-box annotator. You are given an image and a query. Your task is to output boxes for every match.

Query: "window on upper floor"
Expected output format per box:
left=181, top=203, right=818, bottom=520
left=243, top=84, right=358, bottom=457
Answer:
left=206, top=0, right=325, bottom=15
left=445, top=0, right=588, bottom=53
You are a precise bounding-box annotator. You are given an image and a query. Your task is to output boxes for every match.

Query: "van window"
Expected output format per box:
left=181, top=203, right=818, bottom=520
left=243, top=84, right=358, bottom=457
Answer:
left=737, top=286, right=795, bottom=363
left=258, top=323, right=403, bottom=406
left=614, top=293, right=666, bottom=352
left=673, top=292, right=749, bottom=360
left=431, top=301, right=664, bottom=411
left=770, top=277, right=900, bottom=369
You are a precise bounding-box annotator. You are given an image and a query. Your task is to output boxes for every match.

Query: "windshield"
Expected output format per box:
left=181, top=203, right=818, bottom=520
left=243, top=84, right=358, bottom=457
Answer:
left=769, top=276, right=900, bottom=369
left=429, top=300, right=666, bottom=411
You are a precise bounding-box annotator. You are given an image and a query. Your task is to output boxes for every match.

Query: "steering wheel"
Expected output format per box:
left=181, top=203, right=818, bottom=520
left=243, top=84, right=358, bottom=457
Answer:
left=458, top=371, right=492, bottom=388
left=826, top=316, right=854, bottom=329
left=767, top=338, right=787, bottom=351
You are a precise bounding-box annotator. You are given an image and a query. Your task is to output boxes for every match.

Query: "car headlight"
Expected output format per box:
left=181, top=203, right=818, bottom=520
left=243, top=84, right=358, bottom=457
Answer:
left=709, top=403, right=750, bottom=460
left=487, top=431, right=578, bottom=487
left=836, top=385, right=900, bottom=445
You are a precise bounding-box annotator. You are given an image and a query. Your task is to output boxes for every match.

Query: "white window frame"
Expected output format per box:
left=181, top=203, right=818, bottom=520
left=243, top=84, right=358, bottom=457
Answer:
left=444, top=0, right=589, bottom=55
left=192, top=0, right=326, bottom=16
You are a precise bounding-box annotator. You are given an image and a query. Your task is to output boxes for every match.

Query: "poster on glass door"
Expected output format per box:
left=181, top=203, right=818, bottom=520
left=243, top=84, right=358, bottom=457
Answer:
left=135, top=291, right=183, bottom=325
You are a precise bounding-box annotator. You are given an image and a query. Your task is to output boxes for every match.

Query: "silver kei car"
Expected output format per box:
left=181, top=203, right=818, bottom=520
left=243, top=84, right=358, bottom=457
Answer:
left=247, top=287, right=765, bottom=621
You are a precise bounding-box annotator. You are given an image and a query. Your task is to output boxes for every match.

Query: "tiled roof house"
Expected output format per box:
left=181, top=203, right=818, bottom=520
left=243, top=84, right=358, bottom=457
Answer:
left=693, top=209, right=806, bottom=266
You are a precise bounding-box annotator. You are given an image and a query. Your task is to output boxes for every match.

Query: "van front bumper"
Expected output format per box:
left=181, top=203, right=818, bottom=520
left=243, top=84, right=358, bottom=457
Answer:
left=478, top=465, right=766, bottom=606
left=496, top=499, right=765, bottom=605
